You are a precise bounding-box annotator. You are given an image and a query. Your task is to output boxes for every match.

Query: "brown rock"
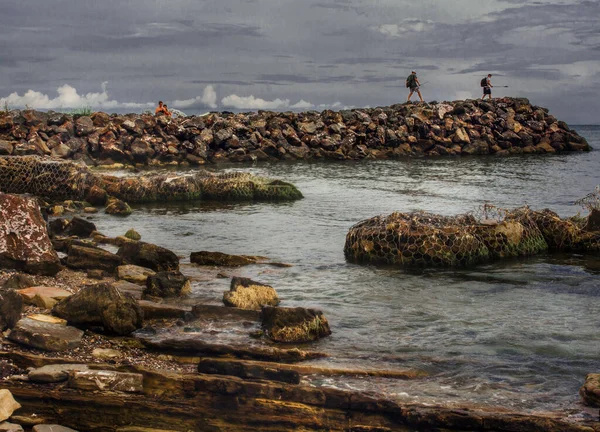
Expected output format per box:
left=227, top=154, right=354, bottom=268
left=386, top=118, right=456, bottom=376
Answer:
left=0, top=193, right=61, bottom=275
left=190, top=251, right=260, bottom=267
left=17, top=286, right=72, bottom=308
left=0, top=389, right=21, bottom=422
left=0, top=288, right=23, bottom=331
left=8, top=317, right=84, bottom=351
left=261, top=306, right=332, bottom=343
left=66, top=245, right=122, bottom=272
left=223, top=277, right=279, bottom=310
left=117, top=241, right=179, bottom=272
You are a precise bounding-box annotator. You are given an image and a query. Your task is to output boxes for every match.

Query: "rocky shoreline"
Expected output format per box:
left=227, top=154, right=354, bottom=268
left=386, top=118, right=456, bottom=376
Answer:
left=0, top=191, right=599, bottom=431
left=0, top=97, right=591, bottom=167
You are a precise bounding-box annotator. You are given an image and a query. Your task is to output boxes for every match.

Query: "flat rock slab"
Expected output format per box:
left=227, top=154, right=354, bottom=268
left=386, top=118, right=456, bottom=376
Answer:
left=8, top=318, right=84, bottom=352
left=66, top=245, right=122, bottom=272
left=0, top=422, right=24, bottom=431
left=33, top=426, right=79, bottom=432
left=29, top=364, right=89, bottom=383
left=92, top=348, right=122, bottom=359
left=190, top=251, right=262, bottom=267
left=117, top=265, right=156, bottom=285
left=27, top=314, right=67, bottom=326
left=17, top=286, right=72, bottom=308
left=191, top=304, right=260, bottom=322
left=112, top=280, right=144, bottom=300
left=0, top=389, right=21, bottom=422
left=198, top=358, right=300, bottom=384
left=68, top=370, right=143, bottom=393
left=138, top=300, right=191, bottom=319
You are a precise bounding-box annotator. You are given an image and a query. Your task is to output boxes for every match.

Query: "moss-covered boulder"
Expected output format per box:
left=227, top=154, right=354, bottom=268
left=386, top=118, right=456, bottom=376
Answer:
left=223, top=277, right=279, bottom=310
left=580, top=373, right=600, bottom=407
left=261, top=306, right=331, bottom=343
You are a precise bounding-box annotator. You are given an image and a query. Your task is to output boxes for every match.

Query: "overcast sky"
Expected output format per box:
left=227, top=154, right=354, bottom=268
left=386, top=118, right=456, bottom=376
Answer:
left=0, top=0, right=598, bottom=123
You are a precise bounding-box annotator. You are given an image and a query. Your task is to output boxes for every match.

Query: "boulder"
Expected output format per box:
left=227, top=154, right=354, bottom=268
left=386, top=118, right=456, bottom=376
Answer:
left=580, top=373, right=600, bottom=407
left=85, top=185, right=108, bottom=206
left=0, top=288, right=23, bottom=331
left=52, top=282, right=143, bottom=335
left=584, top=209, right=600, bottom=232
left=0, top=140, right=14, bottom=155
left=1, top=273, right=35, bottom=290
left=144, top=271, right=191, bottom=298
left=261, top=306, right=332, bottom=343
left=190, top=251, right=259, bottom=267
left=68, top=370, right=143, bottom=393
left=28, top=364, right=89, bottom=383
left=105, top=198, right=132, bottom=216
left=117, top=241, right=179, bottom=271
left=0, top=193, right=61, bottom=275
left=75, top=116, right=94, bottom=136
left=17, top=286, right=72, bottom=309
left=117, top=264, right=156, bottom=285
left=124, top=228, right=141, bottom=241
left=111, top=280, right=144, bottom=300
left=65, top=216, right=96, bottom=237
left=223, top=277, right=279, bottom=310
left=66, top=245, right=122, bottom=272
left=8, top=318, right=84, bottom=351
left=0, top=389, right=21, bottom=422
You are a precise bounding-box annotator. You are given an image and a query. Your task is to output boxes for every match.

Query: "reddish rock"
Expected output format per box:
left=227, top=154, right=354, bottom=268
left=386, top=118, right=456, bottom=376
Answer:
left=0, top=193, right=61, bottom=275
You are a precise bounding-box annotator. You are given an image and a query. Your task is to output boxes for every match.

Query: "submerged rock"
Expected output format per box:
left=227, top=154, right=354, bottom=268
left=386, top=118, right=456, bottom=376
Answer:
left=223, top=277, right=279, bottom=310
left=52, top=282, right=143, bottom=335
left=0, top=193, right=61, bottom=275
left=105, top=197, right=132, bottom=216
left=8, top=317, right=84, bottom=351
left=261, top=306, right=332, bottom=343
left=190, top=251, right=261, bottom=267
left=198, top=358, right=300, bottom=384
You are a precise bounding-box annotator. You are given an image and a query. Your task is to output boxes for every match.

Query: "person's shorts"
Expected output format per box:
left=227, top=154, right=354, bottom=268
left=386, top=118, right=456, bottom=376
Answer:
left=483, top=87, right=491, bottom=95
left=410, top=86, right=420, bottom=92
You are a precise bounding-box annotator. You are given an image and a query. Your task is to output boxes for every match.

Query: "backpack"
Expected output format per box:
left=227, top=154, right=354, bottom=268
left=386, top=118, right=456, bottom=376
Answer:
left=480, top=77, right=488, bottom=87
left=406, top=74, right=416, bottom=88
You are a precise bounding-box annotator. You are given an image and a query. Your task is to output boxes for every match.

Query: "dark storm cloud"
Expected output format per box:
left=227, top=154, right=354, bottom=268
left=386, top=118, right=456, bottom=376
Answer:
left=0, top=0, right=597, bottom=122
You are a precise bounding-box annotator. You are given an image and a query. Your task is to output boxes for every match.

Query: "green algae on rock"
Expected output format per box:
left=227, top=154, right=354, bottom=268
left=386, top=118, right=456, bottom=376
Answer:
left=345, top=206, right=600, bottom=268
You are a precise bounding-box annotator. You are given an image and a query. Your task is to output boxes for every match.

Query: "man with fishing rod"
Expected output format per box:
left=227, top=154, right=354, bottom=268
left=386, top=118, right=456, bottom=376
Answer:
left=406, top=71, right=424, bottom=102
left=480, top=74, right=509, bottom=100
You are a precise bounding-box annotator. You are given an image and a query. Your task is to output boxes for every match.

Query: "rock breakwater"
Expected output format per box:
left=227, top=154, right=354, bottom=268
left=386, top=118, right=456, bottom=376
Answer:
left=0, top=97, right=590, bottom=166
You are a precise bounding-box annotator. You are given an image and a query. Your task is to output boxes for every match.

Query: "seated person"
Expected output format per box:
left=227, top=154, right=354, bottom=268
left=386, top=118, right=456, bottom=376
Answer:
left=163, top=104, right=172, bottom=117
left=155, top=101, right=168, bottom=116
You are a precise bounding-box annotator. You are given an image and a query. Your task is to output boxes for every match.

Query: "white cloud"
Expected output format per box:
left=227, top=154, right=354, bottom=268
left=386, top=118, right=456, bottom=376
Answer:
left=221, top=94, right=291, bottom=110
left=376, top=19, right=435, bottom=37
left=172, top=85, right=218, bottom=109
left=290, top=99, right=314, bottom=109
left=0, top=82, right=153, bottom=110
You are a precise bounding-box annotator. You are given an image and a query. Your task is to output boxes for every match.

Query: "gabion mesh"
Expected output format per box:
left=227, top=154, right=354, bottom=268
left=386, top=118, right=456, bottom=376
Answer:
left=344, top=206, right=558, bottom=268
left=0, top=156, right=303, bottom=203
left=0, top=156, right=92, bottom=200
left=526, top=208, right=580, bottom=250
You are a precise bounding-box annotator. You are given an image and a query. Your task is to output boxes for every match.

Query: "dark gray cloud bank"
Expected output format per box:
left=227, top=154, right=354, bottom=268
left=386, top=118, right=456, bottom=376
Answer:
left=1, top=0, right=598, bottom=123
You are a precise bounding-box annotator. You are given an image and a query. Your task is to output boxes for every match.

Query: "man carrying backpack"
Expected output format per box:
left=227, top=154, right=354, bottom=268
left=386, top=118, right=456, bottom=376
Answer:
left=481, top=74, right=493, bottom=100
left=406, top=71, right=423, bottom=102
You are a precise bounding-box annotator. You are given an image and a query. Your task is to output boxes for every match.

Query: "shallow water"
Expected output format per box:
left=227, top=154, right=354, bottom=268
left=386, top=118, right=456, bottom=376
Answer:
left=92, top=125, right=600, bottom=414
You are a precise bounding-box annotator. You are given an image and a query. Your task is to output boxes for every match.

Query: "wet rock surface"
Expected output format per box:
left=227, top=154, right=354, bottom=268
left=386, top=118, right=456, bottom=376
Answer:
left=261, top=306, right=332, bottom=343
left=0, top=193, right=61, bottom=276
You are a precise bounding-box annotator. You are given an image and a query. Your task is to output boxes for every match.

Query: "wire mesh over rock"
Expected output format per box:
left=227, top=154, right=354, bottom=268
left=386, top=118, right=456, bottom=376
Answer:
left=0, top=156, right=303, bottom=203
left=0, top=156, right=91, bottom=200
left=345, top=205, right=600, bottom=268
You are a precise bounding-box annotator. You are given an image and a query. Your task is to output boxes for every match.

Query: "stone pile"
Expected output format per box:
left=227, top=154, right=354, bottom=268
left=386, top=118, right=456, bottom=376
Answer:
left=345, top=206, right=600, bottom=268
left=0, top=98, right=590, bottom=166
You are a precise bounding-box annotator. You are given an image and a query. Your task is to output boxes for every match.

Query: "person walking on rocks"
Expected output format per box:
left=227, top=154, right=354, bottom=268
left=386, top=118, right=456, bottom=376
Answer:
left=481, top=74, right=493, bottom=100
left=406, top=71, right=424, bottom=102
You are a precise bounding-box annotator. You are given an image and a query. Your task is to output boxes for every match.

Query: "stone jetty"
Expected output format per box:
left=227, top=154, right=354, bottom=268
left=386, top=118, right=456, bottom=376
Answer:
left=0, top=97, right=590, bottom=166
